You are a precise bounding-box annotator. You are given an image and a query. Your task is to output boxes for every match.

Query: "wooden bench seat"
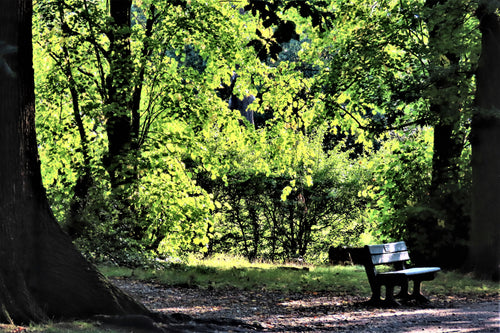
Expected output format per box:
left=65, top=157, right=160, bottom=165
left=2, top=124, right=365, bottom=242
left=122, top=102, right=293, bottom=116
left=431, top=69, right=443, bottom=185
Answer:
left=360, top=241, right=440, bottom=306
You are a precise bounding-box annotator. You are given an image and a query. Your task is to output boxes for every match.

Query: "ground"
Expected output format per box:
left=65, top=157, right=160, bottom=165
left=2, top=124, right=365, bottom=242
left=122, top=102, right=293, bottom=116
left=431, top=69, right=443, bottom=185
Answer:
left=112, top=277, right=499, bottom=332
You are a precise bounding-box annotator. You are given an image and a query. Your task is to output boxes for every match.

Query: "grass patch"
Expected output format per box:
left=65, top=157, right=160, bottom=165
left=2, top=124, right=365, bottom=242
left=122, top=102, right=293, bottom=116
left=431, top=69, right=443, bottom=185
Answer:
left=99, top=253, right=500, bottom=299
left=427, top=270, right=500, bottom=297
left=99, top=254, right=371, bottom=294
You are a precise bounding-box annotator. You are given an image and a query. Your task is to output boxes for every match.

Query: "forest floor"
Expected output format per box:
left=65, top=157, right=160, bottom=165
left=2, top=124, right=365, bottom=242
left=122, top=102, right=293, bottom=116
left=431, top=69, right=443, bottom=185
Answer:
left=112, top=277, right=499, bottom=332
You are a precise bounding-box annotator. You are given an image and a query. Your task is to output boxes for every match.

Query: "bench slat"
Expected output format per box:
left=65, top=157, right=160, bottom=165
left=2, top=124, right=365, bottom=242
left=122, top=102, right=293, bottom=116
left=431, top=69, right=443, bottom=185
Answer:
left=367, top=241, right=407, bottom=254
left=371, top=251, right=410, bottom=265
left=377, top=267, right=441, bottom=276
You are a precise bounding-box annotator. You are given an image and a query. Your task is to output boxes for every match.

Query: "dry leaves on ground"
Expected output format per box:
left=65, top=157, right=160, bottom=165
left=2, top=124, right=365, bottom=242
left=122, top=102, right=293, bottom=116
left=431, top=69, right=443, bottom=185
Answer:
left=111, top=277, right=500, bottom=332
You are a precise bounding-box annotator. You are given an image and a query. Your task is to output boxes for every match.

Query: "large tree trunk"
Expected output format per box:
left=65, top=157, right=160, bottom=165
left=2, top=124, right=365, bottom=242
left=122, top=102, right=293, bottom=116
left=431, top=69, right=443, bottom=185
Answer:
left=0, top=0, right=148, bottom=324
left=469, top=4, right=500, bottom=281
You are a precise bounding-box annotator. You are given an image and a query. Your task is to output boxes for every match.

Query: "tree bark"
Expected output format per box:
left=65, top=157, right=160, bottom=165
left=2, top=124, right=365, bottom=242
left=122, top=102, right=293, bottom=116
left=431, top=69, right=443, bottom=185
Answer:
left=103, top=0, right=136, bottom=190
left=469, top=4, right=500, bottom=280
left=406, top=0, right=470, bottom=267
left=0, top=0, right=148, bottom=324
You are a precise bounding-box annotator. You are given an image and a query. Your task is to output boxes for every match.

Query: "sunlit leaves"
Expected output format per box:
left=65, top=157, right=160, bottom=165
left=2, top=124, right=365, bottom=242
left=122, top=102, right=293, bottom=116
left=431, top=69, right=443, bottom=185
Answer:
left=33, top=0, right=255, bottom=260
left=364, top=127, right=434, bottom=240
left=32, top=0, right=480, bottom=264
left=137, top=140, right=214, bottom=256
left=208, top=126, right=371, bottom=260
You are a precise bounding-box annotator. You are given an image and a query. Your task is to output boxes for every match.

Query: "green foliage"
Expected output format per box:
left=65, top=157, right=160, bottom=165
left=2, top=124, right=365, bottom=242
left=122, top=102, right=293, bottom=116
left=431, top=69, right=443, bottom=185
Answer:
left=363, top=125, right=471, bottom=267
left=301, top=0, right=478, bottom=268
left=136, top=136, right=214, bottom=256
left=33, top=0, right=252, bottom=264
left=205, top=127, right=371, bottom=261
left=32, top=0, right=481, bottom=268
left=365, top=128, right=434, bottom=241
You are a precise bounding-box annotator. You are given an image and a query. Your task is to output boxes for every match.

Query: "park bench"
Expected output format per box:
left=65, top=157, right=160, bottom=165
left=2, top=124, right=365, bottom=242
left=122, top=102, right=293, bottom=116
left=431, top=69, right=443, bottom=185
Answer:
left=356, top=241, right=440, bottom=306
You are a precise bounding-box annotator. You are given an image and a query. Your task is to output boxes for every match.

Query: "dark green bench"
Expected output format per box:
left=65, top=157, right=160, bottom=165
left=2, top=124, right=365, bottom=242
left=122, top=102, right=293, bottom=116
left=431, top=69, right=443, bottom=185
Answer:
left=360, top=241, right=440, bottom=306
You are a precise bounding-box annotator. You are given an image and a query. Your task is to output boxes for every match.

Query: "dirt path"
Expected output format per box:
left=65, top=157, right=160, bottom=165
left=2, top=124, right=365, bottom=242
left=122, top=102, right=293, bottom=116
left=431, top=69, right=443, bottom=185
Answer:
left=112, top=278, right=499, bottom=332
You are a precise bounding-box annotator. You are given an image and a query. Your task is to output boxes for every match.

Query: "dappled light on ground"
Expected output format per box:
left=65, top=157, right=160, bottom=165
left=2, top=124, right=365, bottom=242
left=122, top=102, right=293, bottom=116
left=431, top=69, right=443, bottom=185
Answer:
left=112, top=277, right=499, bottom=332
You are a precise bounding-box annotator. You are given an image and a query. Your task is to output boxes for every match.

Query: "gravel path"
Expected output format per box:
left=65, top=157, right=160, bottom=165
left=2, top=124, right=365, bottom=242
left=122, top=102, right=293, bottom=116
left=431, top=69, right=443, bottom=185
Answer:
left=112, top=277, right=499, bottom=332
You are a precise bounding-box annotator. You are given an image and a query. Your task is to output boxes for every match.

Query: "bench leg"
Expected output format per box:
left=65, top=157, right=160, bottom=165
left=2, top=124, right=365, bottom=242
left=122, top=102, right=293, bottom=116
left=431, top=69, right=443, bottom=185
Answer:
left=411, top=280, right=429, bottom=303
left=384, top=284, right=400, bottom=306
left=395, top=281, right=410, bottom=300
left=368, top=285, right=399, bottom=306
left=368, top=285, right=382, bottom=305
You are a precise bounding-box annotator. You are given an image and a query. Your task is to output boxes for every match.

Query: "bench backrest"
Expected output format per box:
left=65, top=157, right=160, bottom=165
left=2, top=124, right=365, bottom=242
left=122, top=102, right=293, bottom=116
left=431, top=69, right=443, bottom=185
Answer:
left=360, top=241, right=410, bottom=287
left=366, top=241, right=410, bottom=266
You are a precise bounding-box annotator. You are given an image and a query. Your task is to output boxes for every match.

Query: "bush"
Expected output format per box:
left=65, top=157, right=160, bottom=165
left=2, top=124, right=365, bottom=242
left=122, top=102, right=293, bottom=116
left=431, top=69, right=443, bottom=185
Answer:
left=207, top=132, right=371, bottom=262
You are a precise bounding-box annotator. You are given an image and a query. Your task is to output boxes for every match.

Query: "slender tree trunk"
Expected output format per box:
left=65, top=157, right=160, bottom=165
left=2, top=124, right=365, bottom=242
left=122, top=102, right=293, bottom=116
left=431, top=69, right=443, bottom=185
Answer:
left=469, top=4, right=500, bottom=280
left=99, top=0, right=145, bottom=241
left=407, top=0, right=470, bottom=267
left=248, top=206, right=260, bottom=261
left=60, top=23, right=94, bottom=238
left=424, top=0, right=465, bottom=193
left=0, top=0, right=148, bottom=323
left=103, top=0, right=137, bottom=190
